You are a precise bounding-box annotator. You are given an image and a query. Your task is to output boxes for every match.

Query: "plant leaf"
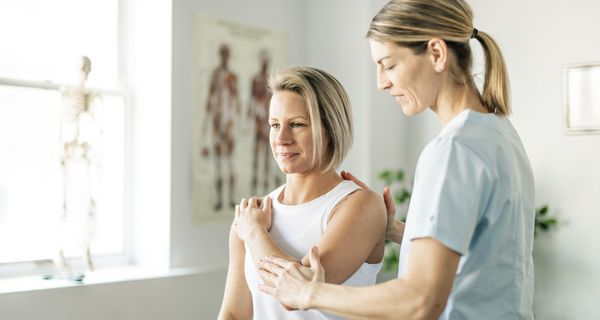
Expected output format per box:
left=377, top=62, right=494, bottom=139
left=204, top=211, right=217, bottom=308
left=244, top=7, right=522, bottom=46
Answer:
left=395, top=170, right=405, bottom=182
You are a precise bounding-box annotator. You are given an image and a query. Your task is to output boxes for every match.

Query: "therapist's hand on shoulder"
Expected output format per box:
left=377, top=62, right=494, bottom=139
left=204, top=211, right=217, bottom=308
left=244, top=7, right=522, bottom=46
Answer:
left=232, top=196, right=272, bottom=242
left=258, top=246, right=324, bottom=310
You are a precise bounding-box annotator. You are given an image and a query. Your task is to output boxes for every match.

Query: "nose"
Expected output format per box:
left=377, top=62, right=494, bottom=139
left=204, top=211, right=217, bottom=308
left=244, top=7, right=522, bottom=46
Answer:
left=276, top=126, right=293, bottom=145
left=376, top=68, right=392, bottom=91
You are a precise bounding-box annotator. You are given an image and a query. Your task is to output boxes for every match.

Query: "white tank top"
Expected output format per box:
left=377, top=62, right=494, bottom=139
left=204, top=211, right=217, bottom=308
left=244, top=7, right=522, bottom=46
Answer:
left=244, top=180, right=382, bottom=319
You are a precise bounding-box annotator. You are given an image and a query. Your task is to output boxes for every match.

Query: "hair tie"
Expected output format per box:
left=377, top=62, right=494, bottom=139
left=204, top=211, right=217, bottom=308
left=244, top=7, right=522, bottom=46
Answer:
left=471, top=28, right=478, bottom=39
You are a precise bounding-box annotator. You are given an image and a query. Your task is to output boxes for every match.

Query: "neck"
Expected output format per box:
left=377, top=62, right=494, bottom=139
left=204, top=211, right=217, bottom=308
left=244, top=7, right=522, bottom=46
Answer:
left=281, top=170, right=342, bottom=205
left=431, top=81, right=487, bottom=127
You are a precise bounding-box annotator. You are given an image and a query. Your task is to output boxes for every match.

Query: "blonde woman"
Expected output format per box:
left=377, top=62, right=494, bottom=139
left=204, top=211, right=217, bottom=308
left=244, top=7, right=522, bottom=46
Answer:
left=218, top=67, right=386, bottom=319
left=258, top=1, right=535, bottom=319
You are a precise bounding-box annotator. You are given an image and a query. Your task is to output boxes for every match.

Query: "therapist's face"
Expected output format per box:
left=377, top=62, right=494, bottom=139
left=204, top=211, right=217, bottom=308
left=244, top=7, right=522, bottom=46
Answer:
left=369, top=39, right=438, bottom=116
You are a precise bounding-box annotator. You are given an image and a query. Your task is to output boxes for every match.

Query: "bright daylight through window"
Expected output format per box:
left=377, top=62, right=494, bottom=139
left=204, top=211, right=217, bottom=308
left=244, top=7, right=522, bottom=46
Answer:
left=0, top=0, right=125, bottom=270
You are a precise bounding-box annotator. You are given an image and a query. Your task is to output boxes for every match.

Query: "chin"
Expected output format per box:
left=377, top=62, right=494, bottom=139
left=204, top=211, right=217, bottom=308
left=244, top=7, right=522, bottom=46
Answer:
left=276, top=164, right=312, bottom=176
left=401, top=105, right=417, bottom=116
left=276, top=163, right=297, bottom=175
left=400, top=103, right=425, bottom=116
left=276, top=164, right=289, bottom=174
left=279, top=168, right=293, bottom=175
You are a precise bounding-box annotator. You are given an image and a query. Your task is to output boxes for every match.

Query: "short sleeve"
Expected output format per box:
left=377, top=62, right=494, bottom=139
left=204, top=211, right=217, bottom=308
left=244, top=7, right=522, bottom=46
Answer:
left=407, top=136, right=492, bottom=255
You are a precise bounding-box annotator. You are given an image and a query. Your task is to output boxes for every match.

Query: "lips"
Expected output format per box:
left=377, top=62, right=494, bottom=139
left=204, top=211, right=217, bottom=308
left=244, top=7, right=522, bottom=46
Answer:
left=277, top=152, right=300, bottom=159
left=390, top=93, right=405, bottom=103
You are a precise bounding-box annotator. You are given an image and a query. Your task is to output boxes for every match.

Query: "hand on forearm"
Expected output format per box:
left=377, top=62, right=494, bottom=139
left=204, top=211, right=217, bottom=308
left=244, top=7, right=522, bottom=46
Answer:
left=258, top=247, right=325, bottom=310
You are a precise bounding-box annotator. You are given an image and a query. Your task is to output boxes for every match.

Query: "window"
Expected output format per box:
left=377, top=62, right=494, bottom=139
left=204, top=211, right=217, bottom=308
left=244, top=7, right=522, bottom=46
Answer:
left=0, top=0, right=126, bottom=269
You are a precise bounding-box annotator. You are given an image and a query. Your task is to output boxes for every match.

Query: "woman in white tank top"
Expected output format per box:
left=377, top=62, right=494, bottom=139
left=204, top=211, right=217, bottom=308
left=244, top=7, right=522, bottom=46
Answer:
left=218, top=67, right=387, bottom=320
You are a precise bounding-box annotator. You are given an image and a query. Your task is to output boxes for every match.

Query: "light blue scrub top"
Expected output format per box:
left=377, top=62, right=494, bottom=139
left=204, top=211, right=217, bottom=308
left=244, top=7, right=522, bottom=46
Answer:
left=398, top=109, right=535, bottom=319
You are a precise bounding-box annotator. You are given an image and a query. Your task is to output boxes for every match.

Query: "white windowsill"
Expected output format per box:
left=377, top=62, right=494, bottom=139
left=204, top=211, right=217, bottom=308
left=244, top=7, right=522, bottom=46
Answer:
left=0, top=264, right=227, bottom=295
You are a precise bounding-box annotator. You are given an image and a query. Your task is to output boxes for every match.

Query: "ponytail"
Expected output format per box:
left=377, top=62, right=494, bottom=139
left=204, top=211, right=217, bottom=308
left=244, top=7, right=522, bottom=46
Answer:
left=475, top=31, right=511, bottom=116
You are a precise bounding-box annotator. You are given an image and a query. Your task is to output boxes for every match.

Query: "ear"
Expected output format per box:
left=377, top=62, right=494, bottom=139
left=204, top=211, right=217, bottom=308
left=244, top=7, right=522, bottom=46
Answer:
left=427, top=38, right=448, bottom=74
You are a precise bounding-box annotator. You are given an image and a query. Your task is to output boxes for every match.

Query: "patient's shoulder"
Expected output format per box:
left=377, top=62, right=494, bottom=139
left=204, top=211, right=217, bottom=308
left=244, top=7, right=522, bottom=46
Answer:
left=331, top=187, right=386, bottom=222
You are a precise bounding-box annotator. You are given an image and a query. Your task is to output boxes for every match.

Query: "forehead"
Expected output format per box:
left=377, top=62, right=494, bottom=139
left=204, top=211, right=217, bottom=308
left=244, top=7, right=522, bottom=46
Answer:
left=269, top=91, right=308, bottom=118
left=369, top=40, right=410, bottom=63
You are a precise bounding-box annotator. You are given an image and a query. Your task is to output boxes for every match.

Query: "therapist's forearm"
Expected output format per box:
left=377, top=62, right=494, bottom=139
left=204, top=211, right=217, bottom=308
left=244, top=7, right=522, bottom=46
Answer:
left=306, top=278, right=431, bottom=320
left=386, top=219, right=405, bottom=245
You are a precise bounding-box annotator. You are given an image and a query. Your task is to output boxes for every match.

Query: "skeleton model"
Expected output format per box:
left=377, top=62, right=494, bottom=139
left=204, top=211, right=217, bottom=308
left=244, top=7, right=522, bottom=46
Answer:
left=54, top=56, right=101, bottom=277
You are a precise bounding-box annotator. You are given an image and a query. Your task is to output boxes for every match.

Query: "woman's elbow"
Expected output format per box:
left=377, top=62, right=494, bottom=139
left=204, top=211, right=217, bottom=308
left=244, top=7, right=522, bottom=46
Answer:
left=216, top=310, right=230, bottom=320
left=384, top=282, right=446, bottom=320
left=217, top=310, right=251, bottom=320
left=218, top=300, right=253, bottom=320
left=410, top=293, right=448, bottom=320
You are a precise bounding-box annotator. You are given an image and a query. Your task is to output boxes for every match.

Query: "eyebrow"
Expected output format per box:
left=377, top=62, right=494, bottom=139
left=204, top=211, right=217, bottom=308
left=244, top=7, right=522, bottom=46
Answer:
left=376, top=55, right=391, bottom=64
left=269, top=116, right=309, bottom=121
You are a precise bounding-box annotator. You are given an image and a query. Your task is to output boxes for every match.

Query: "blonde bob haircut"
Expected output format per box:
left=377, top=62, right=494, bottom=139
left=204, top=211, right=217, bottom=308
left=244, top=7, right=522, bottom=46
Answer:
left=268, top=66, right=353, bottom=173
left=367, top=0, right=511, bottom=116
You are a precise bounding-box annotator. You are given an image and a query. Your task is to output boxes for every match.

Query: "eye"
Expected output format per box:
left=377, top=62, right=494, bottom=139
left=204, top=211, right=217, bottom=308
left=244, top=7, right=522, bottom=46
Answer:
left=290, top=122, right=305, bottom=128
left=384, top=64, right=395, bottom=71
left=270, top=123, right=280, bottom=129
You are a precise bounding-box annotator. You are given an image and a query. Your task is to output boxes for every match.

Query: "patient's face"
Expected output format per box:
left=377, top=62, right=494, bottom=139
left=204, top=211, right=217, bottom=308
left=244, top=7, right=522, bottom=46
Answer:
left=269, top=91, right=316, bottom=175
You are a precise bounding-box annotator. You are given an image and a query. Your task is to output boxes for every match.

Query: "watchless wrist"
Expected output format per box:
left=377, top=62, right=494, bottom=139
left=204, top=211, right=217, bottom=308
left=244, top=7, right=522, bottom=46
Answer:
left=303, top=281, right=320, bottom=310
left=247, top=225, right=268, bottom=242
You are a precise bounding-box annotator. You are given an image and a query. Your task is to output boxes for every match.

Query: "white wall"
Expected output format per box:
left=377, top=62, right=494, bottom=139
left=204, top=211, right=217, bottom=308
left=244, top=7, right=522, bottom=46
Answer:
left=468, top=1, right=600, bottom=318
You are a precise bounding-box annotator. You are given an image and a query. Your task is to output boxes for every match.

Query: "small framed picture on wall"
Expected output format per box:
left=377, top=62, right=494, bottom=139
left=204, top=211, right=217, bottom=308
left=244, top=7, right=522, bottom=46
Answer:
left=563, top=62, right=600, bottom=134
